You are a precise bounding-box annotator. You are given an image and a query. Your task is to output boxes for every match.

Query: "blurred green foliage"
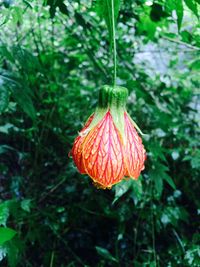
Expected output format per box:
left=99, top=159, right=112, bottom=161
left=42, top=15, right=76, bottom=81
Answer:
left=0, top=0, right=200, bottom=266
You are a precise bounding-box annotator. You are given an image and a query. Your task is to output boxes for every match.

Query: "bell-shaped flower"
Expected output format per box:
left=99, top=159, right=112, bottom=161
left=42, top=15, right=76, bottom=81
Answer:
left=71, top=85, right=146, bottom=189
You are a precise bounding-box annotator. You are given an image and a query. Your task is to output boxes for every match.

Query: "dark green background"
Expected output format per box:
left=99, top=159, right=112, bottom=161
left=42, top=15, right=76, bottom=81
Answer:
left=0, top=0, right=199, bottom=266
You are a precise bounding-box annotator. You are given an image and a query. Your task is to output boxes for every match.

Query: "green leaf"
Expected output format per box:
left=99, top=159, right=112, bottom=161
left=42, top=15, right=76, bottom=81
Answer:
left=0, top=203, right=9, bottom=227
left=149, top=168, right=163, bottom=196
left=21, top=199, right=31, bottom=213
left=0, top=84, right=9, bottom=114
left=0, top=45, right=15, bottom=63
left=176, top=0, right=184, bottom=31
left=163, top=174, right=176, bottom=190
left=6, top=237, right=23, bottom=267
left=12, top=7, right=23, bottom=25
left=0, top=123, right=17, bottom=134
left=166, top=0, right=184, bottom=31
left=184, top=0, right=199, bottom=19
left=130, top=178, right=143, bottom=205
left=137, top=15, right=157, bottom=40
left=0, top=228, right=16, bottom=246
left=0, top=145, right=16, bottom=155
left=0, top=10, right=10, bottom=27
left=166, top=0, right=176, bottom=12
left=0, top=70, right=36, bottom=120
left=184, top=246, right=200, bottom=266
left=154, top=171, right=163, bottom=196
left=150, top=163, right=175, bottom=196
left=113, top=178, right=143, bottom=205
left=22, top=0, right=33, bottom=9
left=95, top=246, right=118, bottom=262
left=161, top=207, right=188, bottom=226
left=45, top=0, right=68, bottom=18
left=12, top=85, right=36, bottom=120
left=183, top=150, right=200, bottom=169
left=190, top=59, right=200, bottom=70
left=95, top=0, right=121, bottom=42
left=113, top=179, right=133, bottom=203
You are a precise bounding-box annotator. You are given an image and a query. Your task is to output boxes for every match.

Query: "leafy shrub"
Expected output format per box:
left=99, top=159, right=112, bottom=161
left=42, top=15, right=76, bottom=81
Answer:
left=0, top=0, right=199, bottom=266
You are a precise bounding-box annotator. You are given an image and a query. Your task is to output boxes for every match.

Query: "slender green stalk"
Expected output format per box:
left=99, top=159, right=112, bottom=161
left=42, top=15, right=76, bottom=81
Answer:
left=49, top=251, right=55, bottom=267
left=111, top=0, right=117, bottom=86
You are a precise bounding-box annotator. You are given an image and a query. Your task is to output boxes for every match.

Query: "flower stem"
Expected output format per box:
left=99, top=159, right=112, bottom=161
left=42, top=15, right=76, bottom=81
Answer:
left=111, top=0, right=117, bottom=86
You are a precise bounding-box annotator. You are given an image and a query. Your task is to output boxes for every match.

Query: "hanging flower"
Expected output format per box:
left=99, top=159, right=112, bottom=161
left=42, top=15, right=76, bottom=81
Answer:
left=71, top=85, right=146, bottom=189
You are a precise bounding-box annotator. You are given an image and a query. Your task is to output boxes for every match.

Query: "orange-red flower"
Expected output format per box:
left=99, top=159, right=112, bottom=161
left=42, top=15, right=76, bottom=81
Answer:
left=71, top=85, right=146, bottom=189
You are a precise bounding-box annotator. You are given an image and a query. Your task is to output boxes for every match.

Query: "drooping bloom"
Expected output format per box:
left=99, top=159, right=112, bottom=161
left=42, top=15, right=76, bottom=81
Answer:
left=71, top=85, right=146, bottom=189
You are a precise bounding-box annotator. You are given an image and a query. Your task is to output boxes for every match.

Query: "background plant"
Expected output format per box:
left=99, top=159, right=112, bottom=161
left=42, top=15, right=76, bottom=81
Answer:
left=0, top=0, right=200, bottom=266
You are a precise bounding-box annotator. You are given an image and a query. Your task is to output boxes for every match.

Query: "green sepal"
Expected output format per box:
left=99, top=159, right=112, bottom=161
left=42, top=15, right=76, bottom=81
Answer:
left=83, top=85, right=146, bottom=142
left=98, top=85, right=128, bottom=141
left=88, top=106, right=126, bottom=143
left=110, top=105, right=126, bottom=142
left=126, top=113, right=147, bottom=136
left=87, top=107, right=108, bottom=131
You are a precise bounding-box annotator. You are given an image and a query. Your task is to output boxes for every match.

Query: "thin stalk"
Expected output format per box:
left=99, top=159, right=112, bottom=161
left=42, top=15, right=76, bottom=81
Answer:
left=111, top=0, right=117, bottom=86
left=49, top=251, right=55, bottom=267
left=151, top=181, right=157, bottom=267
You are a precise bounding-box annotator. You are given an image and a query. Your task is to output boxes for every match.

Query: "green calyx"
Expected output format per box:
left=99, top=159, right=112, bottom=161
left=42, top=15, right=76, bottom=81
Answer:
left=84, top=85, right=145, bottom=141
left=86, top=85, right=128, bottom=141
left=98, top=85, right=128, bottom=109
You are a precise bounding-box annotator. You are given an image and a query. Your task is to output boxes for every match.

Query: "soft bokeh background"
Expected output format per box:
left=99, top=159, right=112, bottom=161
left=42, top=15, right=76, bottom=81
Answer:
left=0, top=0, right=199, bottom=266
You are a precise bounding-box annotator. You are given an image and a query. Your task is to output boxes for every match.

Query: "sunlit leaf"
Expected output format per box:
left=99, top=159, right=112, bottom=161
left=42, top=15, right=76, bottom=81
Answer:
left=95, top=0, right=122, bottom=42
left=0, top=228, right=16, bottom=246
left=176, top=0, right=184, bottom=31
left=184, top=0, right=199, bottom=19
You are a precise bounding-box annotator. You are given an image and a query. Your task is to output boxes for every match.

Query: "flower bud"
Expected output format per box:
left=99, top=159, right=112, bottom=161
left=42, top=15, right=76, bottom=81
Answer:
left=71, top=85, right=146, bottom=189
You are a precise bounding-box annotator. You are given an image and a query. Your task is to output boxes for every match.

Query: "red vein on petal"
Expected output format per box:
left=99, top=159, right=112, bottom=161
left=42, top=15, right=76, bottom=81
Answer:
left=124, top=112, right=146, bottom=179
left=82, top=114, right=107, bottom=181
left=82, top=111, right=125, bottom=188
left=71, top=114, right=94, bottom=173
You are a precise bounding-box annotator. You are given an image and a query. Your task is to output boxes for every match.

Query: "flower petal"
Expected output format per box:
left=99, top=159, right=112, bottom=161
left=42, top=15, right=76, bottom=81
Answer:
left=82, top=111, right=126, bottom=188
left=124, top=112, right=146, bottom=179
left=71, top=114, right=94, bottom=174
